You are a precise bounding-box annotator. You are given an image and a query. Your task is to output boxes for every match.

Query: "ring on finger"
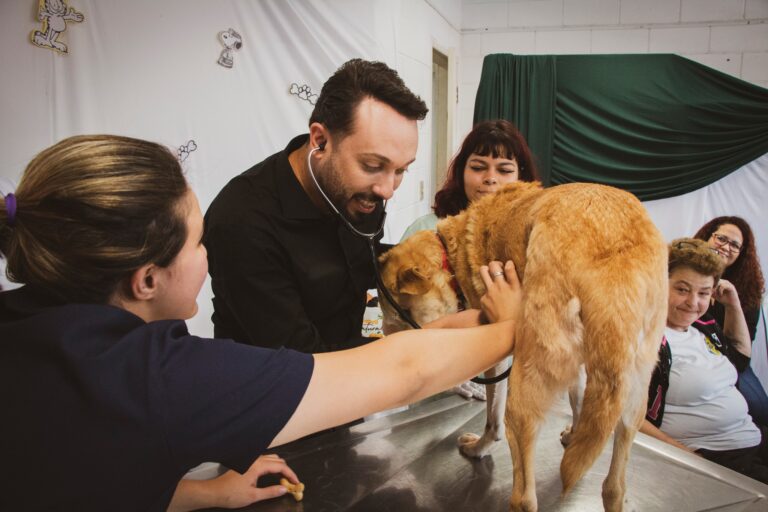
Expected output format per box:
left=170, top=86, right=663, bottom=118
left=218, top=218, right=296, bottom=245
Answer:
left=491, top=271, right=504, bottom=277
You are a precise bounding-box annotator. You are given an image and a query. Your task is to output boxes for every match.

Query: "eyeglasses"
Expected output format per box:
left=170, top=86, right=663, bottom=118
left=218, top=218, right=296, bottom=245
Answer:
left=673, top=241, right=720, bottom=255
left=710, top=233, right=742, bottom=253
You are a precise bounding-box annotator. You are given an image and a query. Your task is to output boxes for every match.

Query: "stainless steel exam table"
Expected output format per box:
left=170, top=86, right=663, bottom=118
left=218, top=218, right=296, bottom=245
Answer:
left=192, top=393, right=768, bottom=511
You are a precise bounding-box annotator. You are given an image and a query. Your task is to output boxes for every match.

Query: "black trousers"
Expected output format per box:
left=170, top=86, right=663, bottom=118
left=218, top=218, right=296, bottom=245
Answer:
left=697, top=425, right=768, bottom=484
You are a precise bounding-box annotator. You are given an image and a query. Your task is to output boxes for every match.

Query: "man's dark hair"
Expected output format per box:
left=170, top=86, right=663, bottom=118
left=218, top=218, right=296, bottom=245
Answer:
left=309, top=59, right=428, bottom=137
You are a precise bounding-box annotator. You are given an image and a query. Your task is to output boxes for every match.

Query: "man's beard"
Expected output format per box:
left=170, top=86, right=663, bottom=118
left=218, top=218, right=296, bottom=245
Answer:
left=315, top=157, right=382, bottom=224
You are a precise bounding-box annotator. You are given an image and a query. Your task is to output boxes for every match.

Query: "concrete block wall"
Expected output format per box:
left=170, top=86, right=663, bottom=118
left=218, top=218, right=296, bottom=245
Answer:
left=458, top=0, right=768, bottom=134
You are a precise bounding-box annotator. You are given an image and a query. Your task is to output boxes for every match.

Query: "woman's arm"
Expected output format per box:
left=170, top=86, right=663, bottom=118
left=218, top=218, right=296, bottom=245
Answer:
left=714, top=279, right=751, bottom=357
left=639, top=420, right=697, bottom=454
left=421, top=309, right=483, bottom=329
left=270, top=261, right=522, bottom=448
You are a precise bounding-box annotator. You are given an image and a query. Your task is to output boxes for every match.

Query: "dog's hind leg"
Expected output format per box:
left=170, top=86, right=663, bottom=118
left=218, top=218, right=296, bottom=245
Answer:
left=602, top=313, right=665, bottom=511
left=506, top=352, right=570, bottom=512
left=560, top=366, right=586, bottom=447
left=506, top=294, right=581, bottom=512
left=458, top=361, right=509, bottom=458
left=600, top=396, right=644, bottom=512
left=600, top=359, right=656, bottom=512
left=560, top=343, right=630, bottom=497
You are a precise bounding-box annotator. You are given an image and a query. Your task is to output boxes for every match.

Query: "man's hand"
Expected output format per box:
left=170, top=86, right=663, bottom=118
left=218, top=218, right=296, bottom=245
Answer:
left=479, top=260, right=522, bottom=324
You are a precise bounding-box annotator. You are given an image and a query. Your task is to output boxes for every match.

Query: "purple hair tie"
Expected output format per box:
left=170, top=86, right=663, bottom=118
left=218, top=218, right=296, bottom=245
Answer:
left=4, top=193, right=16, bottom=226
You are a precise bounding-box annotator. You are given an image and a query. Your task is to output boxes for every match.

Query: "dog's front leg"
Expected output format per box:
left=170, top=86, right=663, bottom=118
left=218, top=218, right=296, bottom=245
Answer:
left=457, top=359, right=509, bottom=458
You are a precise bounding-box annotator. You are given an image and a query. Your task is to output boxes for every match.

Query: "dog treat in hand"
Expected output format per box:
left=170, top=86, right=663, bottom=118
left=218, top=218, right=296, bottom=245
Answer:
left=280, top=478, right=305, bottom=501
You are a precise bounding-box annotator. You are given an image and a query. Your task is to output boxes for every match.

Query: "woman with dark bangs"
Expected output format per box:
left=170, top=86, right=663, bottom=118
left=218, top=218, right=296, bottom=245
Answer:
left=694, top=216, right=767, bottom=426
left=399, top=120, right=539, bottom=399
left=400, top=120, right=540, bottom=240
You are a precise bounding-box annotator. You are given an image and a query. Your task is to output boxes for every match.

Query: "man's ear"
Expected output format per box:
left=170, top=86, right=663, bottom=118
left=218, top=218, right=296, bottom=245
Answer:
left=308, top=122, right=329, bottom=152
left=128, top=263, right=160, bottom=301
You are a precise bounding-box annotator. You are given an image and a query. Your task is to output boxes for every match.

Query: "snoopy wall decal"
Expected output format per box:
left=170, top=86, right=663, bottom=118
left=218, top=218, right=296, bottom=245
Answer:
left=217, top=28, right=242, bottom=68
left=30, top=0, right=84, bottom=54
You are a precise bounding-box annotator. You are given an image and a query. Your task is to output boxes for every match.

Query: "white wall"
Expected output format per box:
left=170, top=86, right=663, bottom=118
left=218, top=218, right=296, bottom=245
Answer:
left=380, top=0, right=462, bottom=244
left=458, top=0, right=768, bottom=133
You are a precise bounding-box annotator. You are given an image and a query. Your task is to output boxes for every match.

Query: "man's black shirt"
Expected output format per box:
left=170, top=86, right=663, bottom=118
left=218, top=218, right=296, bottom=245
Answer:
left=204, top=134, right=382, bottom=352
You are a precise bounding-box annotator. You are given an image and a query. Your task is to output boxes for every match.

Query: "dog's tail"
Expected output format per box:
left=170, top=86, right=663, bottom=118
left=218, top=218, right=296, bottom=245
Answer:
left=559, top=268, right=648, bottom=495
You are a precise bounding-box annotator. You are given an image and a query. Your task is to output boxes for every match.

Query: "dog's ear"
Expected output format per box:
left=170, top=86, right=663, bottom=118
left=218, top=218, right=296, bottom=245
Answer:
left=397, top=266, right=432, bottom=295
left=378, top=252, right=399, bottom=292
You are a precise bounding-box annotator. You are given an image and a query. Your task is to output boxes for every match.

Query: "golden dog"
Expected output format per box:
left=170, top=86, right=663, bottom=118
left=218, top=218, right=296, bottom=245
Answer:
left=379, top=181, right=667, bottom=512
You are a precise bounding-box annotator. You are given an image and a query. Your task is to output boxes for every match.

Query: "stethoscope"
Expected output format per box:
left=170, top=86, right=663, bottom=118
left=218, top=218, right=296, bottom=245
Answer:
left=307, top=145, right=509, bottom=385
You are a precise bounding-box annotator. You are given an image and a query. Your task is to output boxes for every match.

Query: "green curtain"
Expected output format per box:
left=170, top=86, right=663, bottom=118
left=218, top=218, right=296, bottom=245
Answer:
left=474, top=55, right=557, bottom=184
left=474, top=54, right=768, bottom=200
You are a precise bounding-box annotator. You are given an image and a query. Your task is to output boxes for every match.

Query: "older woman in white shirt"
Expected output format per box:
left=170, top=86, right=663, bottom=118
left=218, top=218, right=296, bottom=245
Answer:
left=642, top=238, right=768, bottom=483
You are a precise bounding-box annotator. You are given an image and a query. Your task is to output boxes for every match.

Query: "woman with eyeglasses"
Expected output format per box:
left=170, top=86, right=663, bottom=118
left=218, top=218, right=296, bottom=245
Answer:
left=694, top=216, right=767, bottom=427
left=640, top=238, right=768, bottom=483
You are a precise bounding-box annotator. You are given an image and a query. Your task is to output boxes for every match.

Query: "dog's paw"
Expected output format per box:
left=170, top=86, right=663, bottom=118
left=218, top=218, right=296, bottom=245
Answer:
left=451, top=381, right=487, bottom=401
left=510, top=496, right=539, bottom=512
left=457, top=432, right=493, bottom=458
left=559, top=424, right=573, bottom=447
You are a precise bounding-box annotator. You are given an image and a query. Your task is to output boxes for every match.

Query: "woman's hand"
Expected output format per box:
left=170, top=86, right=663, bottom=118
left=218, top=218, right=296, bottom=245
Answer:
left=168, top=454, right=300, bottom=511
left=714, top=278, right=752, bottom=356
left=479, top=260, right=522, bottom=324
left=639, top=420, right=699, bottom=455
left=712, top=278, right=741, bottom=308
left=212, top=454, right=300, bottom=508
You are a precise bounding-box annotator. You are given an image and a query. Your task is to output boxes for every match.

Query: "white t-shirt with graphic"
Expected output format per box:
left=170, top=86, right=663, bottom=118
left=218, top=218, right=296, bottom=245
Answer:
left=662, top=326, right=761, bottom=451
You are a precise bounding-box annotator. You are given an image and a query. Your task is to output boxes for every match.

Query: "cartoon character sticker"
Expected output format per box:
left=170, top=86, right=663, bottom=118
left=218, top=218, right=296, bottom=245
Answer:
left=217, top=28, right=242, bottom=68
left=31, top=0, right=84, bottom=54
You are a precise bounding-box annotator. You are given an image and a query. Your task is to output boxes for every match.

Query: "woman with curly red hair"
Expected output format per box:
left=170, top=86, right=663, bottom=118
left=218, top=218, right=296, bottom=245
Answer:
left=695, top=216, right=765, bottom=338
left=695, top=216, right=767, bottom=425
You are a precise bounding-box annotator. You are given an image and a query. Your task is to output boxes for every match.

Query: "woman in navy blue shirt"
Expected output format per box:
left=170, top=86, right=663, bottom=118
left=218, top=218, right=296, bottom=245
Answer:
left=0, top=135, right=521, bottom=511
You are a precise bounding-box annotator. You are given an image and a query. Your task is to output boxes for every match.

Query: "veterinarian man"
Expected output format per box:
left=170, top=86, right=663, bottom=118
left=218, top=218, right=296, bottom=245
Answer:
left=204, top=59, right=428, bottom=352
